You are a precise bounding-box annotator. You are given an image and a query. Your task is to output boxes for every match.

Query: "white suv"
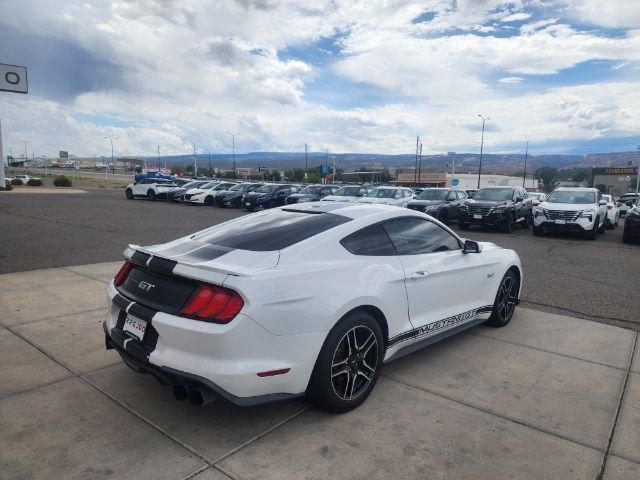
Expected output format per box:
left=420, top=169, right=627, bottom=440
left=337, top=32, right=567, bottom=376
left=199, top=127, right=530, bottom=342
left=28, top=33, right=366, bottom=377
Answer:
left=125, top=178, right=178, bottom=201
left=532, top=187, right=607, bottom=240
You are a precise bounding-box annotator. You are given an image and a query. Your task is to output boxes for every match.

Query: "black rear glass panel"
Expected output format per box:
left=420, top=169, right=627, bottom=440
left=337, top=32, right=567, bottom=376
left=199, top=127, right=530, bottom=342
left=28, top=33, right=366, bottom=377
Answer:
left=192, top=210, right=352, bottom=251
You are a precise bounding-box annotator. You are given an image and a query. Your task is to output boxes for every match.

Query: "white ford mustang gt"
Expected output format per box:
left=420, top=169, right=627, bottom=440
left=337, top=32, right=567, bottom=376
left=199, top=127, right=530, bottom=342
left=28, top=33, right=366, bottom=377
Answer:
left=104, top=202, right=522, bottom=412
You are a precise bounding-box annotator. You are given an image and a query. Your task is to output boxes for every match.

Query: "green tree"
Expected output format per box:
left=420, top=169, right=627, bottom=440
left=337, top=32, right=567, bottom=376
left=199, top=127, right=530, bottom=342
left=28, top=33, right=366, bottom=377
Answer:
left=171, top=165, right=185, bottom=175
left=535, top=166, right=560, bottom=193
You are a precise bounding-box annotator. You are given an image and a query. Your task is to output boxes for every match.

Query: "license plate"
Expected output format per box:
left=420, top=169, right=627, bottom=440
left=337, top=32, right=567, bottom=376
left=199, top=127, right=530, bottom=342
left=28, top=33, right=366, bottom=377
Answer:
left=246, top=202, right=251, bottom=206
left=473, top=214, right=482, bottom=219
left=123, top=314, right=147, bottom=341
left=555, top=219, right=566, bottom=224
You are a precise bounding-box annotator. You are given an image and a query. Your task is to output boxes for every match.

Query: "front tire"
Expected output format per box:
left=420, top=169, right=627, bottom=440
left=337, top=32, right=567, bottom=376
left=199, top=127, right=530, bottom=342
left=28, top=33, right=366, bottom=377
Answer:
left=147, top=190, right=156, bottom=201
left=586, top=220, right=598, bottom=240
left=204, top=195, right=214, bottom=206
left=486, top=270, right=519, bottom=328
left=307, top=311, right=384, bottom=413
left=438, top=211, right=448, bottom=225
left=125, top=188, right=133, bottom=200
left=503, top=213, right=515, bottom=233
left=532, top=224, right=543, bottom=236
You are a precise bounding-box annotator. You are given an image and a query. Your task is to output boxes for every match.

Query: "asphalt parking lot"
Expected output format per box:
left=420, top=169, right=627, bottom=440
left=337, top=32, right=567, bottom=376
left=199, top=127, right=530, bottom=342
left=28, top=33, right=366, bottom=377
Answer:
left=1, top=188, right=639, bottom=480
left=1, top=187, right=638, bottom=330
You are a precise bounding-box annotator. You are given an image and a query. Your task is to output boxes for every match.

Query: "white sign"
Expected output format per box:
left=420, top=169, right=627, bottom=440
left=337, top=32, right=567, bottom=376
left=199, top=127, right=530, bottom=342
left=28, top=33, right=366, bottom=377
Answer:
left=0, top=63, right=28, bottom=94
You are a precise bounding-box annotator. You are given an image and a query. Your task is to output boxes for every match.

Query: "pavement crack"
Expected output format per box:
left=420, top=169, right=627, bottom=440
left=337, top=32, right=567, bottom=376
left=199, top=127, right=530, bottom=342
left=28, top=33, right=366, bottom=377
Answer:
left=596, top=331, right=638, bottom=480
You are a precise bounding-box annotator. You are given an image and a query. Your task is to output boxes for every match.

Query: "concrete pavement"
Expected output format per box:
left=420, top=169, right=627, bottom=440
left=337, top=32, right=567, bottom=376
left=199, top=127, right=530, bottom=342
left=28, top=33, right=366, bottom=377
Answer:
left=0, top=262, right=638, bottom=480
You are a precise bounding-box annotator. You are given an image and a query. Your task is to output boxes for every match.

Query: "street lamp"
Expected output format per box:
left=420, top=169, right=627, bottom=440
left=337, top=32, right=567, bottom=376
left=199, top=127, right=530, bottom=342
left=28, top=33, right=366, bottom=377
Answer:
left=477, top=115, right=489, bottom=189
left=225, top=131, right=240, bottom=181
left=104, top=136, right=118, bottom=180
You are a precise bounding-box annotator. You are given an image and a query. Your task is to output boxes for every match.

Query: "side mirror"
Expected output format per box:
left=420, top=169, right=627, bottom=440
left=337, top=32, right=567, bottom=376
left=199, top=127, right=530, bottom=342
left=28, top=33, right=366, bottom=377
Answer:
left=626, top=201, right=634, bottom=207
left=598, top=199, right=607, bottom=206
left=515, top=196, right=524, bottom=202
left=462, top=239, right=481, bottom=254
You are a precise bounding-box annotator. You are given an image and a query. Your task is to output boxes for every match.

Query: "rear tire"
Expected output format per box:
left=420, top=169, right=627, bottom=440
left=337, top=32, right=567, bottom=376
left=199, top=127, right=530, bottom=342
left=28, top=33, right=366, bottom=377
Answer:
left=125, top=188, right=133, bottom=200
left=306, top=311, right=384, bottom=413
left=623, top=230, right=632, bottom=243
left=532, top=225, right=543, bottom=236
left=486, top=270, right=519, bottom=328
left=437, top=211, right=448, bottom=225
left=147, top=190, right=156, bottom=201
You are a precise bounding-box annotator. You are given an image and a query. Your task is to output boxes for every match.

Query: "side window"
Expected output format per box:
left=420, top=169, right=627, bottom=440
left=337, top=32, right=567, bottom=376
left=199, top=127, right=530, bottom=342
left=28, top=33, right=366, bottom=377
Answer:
left=382, top=217, right=461, bottom=255
left=340, top=224, right=397, bottom=256
left=321, top=187, right=333, bottom=196
left=456, top=190, right=467, bottom=200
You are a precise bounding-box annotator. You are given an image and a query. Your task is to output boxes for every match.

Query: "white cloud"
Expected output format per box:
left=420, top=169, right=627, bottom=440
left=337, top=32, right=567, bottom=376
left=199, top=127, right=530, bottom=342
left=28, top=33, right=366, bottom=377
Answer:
left=0, top=0, right=639, bottom=159
left=499, top=76, right=524, bottom=84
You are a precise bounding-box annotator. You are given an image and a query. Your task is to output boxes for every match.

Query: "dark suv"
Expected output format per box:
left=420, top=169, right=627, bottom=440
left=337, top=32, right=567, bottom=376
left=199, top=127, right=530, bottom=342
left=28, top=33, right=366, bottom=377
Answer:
left=458, top=186, right=530, bottom=232
left=243, top=184, right=299, bottom=211
left=285, top=184, right=339, bottom=204
left=406, top=188, right=467, bottom=224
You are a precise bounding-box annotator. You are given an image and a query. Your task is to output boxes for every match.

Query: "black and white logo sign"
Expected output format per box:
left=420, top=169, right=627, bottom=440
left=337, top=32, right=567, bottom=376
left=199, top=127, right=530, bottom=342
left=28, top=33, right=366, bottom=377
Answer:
left=0, top=64, right=28, bottom=94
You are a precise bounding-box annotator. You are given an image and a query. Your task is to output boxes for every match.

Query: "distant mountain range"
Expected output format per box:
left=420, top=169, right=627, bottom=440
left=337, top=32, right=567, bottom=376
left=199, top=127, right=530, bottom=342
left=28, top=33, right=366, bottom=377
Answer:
left=146, top=150, right=640, bottom=175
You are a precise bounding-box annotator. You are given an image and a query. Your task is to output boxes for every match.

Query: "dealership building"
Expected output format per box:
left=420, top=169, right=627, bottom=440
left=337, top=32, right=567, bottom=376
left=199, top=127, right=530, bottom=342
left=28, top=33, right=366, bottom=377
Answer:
left=592, top=167, right=639, bottom=196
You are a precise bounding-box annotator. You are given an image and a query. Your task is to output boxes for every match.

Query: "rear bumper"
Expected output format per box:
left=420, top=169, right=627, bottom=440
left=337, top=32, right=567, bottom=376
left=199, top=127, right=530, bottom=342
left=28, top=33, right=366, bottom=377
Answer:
left=624, top=216, right=640, bottom=239
left=104, top=282, right=324, bottom=403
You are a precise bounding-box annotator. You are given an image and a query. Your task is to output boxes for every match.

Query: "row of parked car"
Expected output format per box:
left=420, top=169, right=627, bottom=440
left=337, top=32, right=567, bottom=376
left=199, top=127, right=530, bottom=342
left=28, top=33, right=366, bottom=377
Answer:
left=125, top=175, right=640, bottom=243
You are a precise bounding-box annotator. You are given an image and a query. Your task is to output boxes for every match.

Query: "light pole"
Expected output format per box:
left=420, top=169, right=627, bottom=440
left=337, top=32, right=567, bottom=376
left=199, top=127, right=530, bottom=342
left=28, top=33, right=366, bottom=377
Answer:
left=23, top=140, right=30, bottom=165
left=104, top=136, right=118, bottom=180
left=477, top=115, right=489, bottom=189
left=522, top=140, right=529, bottom=188
left=225, top=131, right=240, bottom=181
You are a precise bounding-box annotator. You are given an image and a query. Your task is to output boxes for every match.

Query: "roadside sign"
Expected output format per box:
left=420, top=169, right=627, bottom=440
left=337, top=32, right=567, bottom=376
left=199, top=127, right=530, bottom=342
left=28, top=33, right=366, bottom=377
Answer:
left=59, top=151, right=69, bottom=158
left=452, top=178, right=460, bottom=186
left=258, top=165, right=267, bottom=171
left=0, top=63, right=28, bottom=94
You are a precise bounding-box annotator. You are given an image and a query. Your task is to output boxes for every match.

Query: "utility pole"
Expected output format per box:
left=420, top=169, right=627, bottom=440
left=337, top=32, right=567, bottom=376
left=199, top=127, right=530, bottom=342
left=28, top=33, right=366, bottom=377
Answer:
left=324, top=149, right=329, bottom=185
left=477, top=115, right=490, bottom=189
left=157, top=145, right=160, bottom=171
left=23, top=140, right=29, bottom=164
left=416, top=137, right=423, bottom=186
left=305, top=142, right=308, bottom=182
left=522, top=140, right=529, bottom=188
left=414, top=136, right=419, bottom=185
left=208, top=152, right=212, bottom=178
left=104, top=136, right=118, bottom=180
left=332, top=155, right=336, bottom=182
left=192, top=145, right=198, bottom=177
left=225, top=131, right=239, bottom=182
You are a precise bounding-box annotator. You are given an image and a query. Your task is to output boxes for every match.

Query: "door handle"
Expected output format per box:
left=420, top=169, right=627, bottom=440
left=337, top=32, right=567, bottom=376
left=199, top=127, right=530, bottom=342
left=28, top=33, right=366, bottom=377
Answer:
left=410, top=271, right=428, bottom=279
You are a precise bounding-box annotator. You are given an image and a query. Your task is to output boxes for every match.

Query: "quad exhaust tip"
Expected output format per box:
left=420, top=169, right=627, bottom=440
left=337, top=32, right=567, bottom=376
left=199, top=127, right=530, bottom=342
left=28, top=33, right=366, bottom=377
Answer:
left=172, top=383, right=215, bottom=406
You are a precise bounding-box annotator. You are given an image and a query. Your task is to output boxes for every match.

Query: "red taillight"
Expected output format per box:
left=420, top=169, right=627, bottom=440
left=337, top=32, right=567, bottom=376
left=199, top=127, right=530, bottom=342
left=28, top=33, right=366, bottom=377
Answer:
left=114, top=261, right=134, bottom=287
left=180, top=284, right=244, bottom=323
left=607, top=204, right=613, bottom=209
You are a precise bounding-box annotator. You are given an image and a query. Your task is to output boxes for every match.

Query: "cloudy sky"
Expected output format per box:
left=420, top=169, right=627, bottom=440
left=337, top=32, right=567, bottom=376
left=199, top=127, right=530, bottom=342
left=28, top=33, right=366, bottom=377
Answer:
left=1, top=0, right=640, bottom=159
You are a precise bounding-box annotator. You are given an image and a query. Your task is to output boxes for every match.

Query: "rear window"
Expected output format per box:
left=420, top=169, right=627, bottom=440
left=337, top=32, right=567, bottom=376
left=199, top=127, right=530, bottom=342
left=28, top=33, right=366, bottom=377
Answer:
left=192, top=210, right=352, bottom=251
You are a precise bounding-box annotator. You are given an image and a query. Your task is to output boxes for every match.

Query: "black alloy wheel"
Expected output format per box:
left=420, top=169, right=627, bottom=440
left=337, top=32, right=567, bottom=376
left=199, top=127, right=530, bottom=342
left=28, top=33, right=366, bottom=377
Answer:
left=204, top=195, right=214, bottom=206
left=307, top=311, right=384, bottom=413
left=147, top=190, right=156, bottom=201
left=486, top=270, right=519, bottom=327
left=125, top=188, right=133, bottom=200
left=586, top=219, right=598, bottom=240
